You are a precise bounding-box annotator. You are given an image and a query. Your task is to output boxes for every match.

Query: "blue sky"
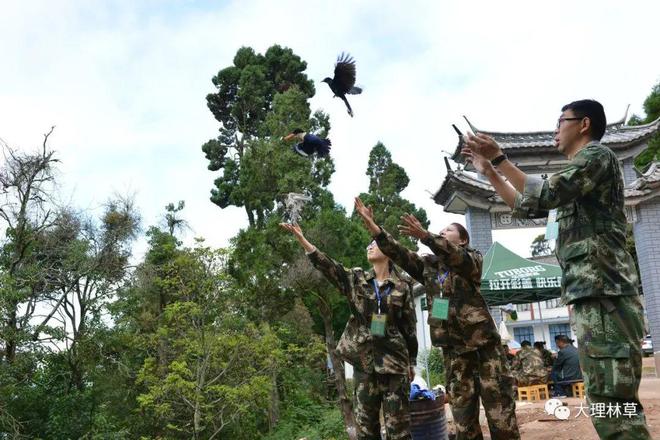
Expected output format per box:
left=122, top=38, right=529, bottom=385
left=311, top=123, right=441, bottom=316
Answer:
left=2, top=0, right=660, bottom=258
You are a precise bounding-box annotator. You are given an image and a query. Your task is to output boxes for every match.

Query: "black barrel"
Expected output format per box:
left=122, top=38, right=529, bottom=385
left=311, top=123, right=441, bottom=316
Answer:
left=410, top=390, right=448, bottom=440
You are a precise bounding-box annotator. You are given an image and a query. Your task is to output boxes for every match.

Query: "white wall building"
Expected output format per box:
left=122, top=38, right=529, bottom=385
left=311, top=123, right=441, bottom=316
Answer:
left=502, top=300, right=575, bottom=352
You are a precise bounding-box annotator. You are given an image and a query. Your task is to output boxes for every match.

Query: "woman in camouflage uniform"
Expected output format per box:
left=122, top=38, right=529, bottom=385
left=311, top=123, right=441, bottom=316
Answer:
left=354, top=198, right=520, bottom=440
left=280, top=222, right=418, bottom=440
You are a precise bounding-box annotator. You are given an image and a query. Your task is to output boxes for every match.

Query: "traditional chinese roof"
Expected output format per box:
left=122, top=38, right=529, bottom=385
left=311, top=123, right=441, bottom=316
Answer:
left=432, top=166, right=503, bottom=214
left=433, top=161, right=660, bottom=214
left=625, top=162, right=660, bottom=206
left=452, top=113, right=660, bottom=173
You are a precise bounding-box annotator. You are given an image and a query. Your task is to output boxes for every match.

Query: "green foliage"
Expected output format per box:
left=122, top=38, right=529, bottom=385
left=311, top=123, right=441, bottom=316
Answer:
left=164, top=200, right=187, bottom=235
left=418, top=347, right=445, bottom=388
left=0, top=196, right=139, bottom=438
left=629, top=81, right=660, bottom=172
left=202, top=45, right=324, bottom=226
left=290, top=203, right=371, bottom=338
left=1, top=43, right=449, bottom=440
left=530, top=234, right=552, bottom=257
left=355, top=142, right=429, bottom=249
left=642, top=82, right=660, bottom=120
left=265, top=404, right=348, bottom=440
left=136, top=316, right=281, bottom=438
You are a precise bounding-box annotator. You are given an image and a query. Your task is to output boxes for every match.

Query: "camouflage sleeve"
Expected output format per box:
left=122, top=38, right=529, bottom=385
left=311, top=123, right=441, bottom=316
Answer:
left=401, top=285, right=418, bottom=366
left=511, top=353, right=521, bottom=372
left=513, top=146, right=611, bottom=217
left=421, top=233, right=480, bottom=279
left=374, top=228, right=425, bottom=283
left=307, top=249, right=353, bottom=297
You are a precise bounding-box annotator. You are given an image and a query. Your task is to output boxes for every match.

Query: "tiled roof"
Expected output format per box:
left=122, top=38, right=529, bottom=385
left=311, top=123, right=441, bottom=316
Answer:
left=433, top=168, right=496, bottom=208
left=452, top=115, right=660, bottom=160
left=625, top=162, right=660, bottom=201
left=434, top=161, right=660, bottom=209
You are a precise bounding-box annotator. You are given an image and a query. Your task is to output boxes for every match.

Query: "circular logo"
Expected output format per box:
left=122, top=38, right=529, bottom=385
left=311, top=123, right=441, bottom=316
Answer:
left=554, top=406, right=571, bottom=420
left=545, top=398, right=563, bottom=415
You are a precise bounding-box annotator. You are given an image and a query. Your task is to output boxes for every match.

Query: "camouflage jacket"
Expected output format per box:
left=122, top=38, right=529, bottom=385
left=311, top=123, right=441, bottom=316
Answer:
left=538, top=348, right=554, bottom=369
left=374, top=228, right=500, bottom=354
left=513, top=141, right=639, bottom=304
left=307, top=249, right=418, bottom=375
left=512, top=346, right=549, bottom=382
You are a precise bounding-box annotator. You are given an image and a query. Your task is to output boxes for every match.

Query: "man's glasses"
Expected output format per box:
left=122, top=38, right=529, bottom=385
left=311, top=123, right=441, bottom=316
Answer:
left=556, top=117, right=584, bottom=129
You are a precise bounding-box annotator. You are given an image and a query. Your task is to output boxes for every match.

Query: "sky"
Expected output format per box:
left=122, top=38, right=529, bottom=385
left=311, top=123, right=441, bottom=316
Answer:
left=1, top=0, right=660, bottom=258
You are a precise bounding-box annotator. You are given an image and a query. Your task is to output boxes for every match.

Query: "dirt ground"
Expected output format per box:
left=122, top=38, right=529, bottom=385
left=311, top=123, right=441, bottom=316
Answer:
left=445, top=357, right=660, bottom=439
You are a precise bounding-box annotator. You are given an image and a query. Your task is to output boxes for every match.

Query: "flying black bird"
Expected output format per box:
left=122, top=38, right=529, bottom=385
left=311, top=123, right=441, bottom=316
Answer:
left=322, top=53, right=362, bottom=117
left=283, top=129, right=331, bottom=158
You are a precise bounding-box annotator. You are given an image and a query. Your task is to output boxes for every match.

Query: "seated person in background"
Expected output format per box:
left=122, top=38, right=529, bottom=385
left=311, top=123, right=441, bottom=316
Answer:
left=534, top=341, right=554, bottom=370
left=512, top=340, right=549, bottom=386
left=551, top=334, right=583, bottom=397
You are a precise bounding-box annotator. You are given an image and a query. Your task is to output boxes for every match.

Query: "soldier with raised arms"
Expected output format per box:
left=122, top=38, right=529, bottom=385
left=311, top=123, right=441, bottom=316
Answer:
left=463, top=99, right=651, bottom=440
left=354, top=197, right=520, bottom=440
left=280, top=222, right=418, bottom=440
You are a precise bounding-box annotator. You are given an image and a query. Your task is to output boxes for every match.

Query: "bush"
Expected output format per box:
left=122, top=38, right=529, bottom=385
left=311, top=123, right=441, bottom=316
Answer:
left=265, top=404, right=348, bottom=440
left=418, top=347, right=445, bottom=388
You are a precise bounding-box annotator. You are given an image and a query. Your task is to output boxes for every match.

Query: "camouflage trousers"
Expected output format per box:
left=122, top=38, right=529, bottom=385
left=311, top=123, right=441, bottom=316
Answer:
left=573, top=295, right=651, bottom=440
left=516, top=374, right=549, bottom=387
left=445, top=344, right=520, bottom=440
left=353, top=370, right=411, bottom=440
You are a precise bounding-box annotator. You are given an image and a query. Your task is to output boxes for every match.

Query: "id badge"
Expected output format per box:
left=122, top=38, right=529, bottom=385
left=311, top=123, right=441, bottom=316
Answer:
left=545, top=208, right=559, bottom=240
left=370, top=313, right=387, bottom=337
left=431, top=298, right=449, bottom=321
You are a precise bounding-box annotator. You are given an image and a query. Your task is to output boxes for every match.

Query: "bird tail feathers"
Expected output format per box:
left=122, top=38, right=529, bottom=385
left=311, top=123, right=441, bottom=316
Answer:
left=317, top=139, right=331, bottom=157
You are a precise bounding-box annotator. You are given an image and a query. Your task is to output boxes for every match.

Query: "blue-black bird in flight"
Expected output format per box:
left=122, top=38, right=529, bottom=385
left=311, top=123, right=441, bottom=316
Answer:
left=322, top=53, right=362, bottom=117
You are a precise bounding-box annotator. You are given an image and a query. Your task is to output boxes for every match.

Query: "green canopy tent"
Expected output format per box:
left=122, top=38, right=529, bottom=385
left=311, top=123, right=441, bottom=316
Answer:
left=481, top=241, right=563, bottom=306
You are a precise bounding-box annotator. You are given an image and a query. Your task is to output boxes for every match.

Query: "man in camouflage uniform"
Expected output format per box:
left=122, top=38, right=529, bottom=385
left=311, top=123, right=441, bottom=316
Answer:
left=512, top=341, right=549, bottom=386
left=280, top=223, right=418, bottom=440
left=464, top=99, right=651, bottom=439
left=354, top=198, right=520, bottom=440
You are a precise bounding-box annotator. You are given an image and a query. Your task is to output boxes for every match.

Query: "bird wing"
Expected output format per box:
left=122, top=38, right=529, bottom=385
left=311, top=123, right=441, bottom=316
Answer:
left=332, top=52, right=357, bottom=95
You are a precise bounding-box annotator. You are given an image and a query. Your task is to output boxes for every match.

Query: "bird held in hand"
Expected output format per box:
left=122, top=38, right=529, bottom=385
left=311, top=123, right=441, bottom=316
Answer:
left=282, top=129, right=331, bottom=158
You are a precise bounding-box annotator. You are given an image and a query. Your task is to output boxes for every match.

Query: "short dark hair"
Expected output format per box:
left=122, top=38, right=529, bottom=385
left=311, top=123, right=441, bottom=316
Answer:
left=561, top=99, right=606, bottom=141
left=555, top=334, right=571, bottom=343
left=451, top=223, right=470, bottom=245
left=292, top=128, right=304, bottom=134
left=533, top=341, right=545, bottom=349
left=521, top=340, right=531, bottom=347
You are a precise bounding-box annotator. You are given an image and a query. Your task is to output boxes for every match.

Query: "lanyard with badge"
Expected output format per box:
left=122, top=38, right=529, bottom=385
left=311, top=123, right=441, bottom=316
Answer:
left=430, top=271, right=450, bottom=321
left=545, top=209, right=559, bottom=240
left=370, top=280, right=391, bottom=337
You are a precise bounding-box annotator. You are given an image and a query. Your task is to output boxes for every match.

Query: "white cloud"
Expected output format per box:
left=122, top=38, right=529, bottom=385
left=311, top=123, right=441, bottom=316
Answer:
left=1, top=0, right=659, bottom=259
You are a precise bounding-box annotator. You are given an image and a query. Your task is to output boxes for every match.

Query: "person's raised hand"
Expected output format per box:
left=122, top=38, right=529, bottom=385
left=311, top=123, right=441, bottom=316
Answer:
left=280, top=222, right=317, bottom=253
left=464, top=133, right=503, bottom=160
left=461, top=147, right=495, bottom=176
left=354, top=197, right=380, bottom=235
left=398, top=214, right=429, bottom=240
left=279, top=222, right=304, bottom=239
